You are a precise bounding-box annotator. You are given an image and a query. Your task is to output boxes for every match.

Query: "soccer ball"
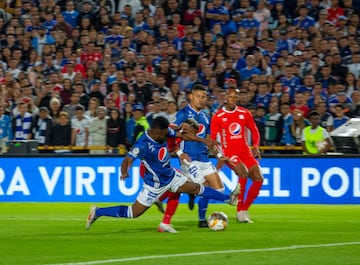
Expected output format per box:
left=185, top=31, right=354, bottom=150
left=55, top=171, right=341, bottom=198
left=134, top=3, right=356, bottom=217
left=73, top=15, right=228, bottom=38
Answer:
left=208, top=211, right=228, bottom=231
left=316, top=140, right=327, bottom=152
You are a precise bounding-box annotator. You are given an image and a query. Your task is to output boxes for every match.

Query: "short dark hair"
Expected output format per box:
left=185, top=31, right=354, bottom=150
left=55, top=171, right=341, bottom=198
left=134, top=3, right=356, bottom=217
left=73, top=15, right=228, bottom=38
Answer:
left=75, top=105, right=85, bottom=111
left=151, top=116, right=169, bottom=130
left=191, top=83, right=206, bottom=92
left=308, top=110, right=320, bottom=118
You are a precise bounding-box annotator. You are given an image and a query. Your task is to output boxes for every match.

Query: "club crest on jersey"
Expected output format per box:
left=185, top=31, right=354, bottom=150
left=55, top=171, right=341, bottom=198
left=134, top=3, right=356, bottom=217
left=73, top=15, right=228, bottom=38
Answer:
left=229, top=123, right=241, bottom=135
left=158, top=147, right=168, bottom=162
left=197, top=124, right=206, bottom=137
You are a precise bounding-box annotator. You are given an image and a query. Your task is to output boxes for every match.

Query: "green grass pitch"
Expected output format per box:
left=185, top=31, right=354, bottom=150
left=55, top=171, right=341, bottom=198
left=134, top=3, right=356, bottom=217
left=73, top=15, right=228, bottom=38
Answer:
left=1, top=203, right=359, bottom=265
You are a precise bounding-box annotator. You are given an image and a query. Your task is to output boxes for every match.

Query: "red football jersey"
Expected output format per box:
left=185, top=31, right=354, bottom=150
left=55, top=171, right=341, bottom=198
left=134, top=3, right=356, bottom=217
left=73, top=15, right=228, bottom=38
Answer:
left=210, top=106, right=260, bottom=155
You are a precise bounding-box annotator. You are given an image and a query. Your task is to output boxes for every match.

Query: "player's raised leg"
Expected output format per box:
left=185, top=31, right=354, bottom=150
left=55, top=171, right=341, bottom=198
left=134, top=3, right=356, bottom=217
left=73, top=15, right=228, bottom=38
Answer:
left=178, top=180, right=240, bottom=206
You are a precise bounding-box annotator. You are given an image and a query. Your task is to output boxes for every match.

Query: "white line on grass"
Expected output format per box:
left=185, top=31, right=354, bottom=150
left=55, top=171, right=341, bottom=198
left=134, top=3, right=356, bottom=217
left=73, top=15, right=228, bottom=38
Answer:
left=42, top=241, right=360, bottom=265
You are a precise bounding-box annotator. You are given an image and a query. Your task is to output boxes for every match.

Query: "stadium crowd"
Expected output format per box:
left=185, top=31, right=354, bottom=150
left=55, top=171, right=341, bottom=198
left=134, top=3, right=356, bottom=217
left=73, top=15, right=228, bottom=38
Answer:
left=0, top=0, right=360, bottom=154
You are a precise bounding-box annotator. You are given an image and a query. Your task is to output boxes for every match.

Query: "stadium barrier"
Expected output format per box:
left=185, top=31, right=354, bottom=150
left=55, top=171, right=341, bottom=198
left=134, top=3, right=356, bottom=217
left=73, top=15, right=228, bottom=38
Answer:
left=0, top=155, right=358, bottom=204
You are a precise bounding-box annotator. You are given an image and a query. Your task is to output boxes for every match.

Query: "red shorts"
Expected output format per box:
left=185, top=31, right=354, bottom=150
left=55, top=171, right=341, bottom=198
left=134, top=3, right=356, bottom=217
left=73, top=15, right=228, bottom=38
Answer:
left=224, top=150, right=258, bottom=170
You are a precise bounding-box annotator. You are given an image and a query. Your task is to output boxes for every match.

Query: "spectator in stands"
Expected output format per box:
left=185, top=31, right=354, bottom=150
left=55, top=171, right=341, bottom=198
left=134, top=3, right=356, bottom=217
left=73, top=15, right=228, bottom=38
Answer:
left=253, top=104, right=266, bottom=146
left=164, top=81, right=186, bottom=107
left=315, top=101, right=334, bottom=132
left=130, top=70, right=153, bottom=106
left=31, top=25, right=55, bottom=56
left=333, top=104, right=350, bottom=129
left=106, top=82, right=127, bottom=110
left=293, top=5, right=316, bottom=30
left=89, top=106, right=107, bottom=154
left=33, top=106, right=53, bottom=148
left=63, top=91, right=81, bottom=119
left=182, top=0, right=202, bottom=25
left=49, top=97, right=62, bottom=123
left=280, top=102, right=295, bottom=147
left=254, top=0, right=271, bottom=35
left=62, top=0, right=79, bottom=28
left=164, top=100, right=178, bottom=123
left=0, top=104, right=12, bottom=153
left=318, top=65, right=337, bottom=89
left=347, top=53, right=360, bottom=79
left=281, top=64, right=301, bottom=98
left=331, top=53, right=348, bottom=84
left=12, top=102, right=33, bottom=140
left=217, top=57, right=241, bottom=87
left=291, top=109, right=310, bottom=146
left=264, top=102, right=283, bottom=150
left=85, top=97, right=100, bottom=119
left=343, top=72, right=358, bottom=97
left=146, top=100, right=167, bottom=125
left=50, top=111, right=71, bottom=148
left=351, top=90, right=360, bottom=117
left=107, top=108, right=127, bottom=153
left=328, top=90, right=354, bottom=115
left=240, top=54, right=262, bottom=81
left=326, top=0, right=344, bottom=26
left=237, top=6, right=260, bottom=36
left=255, top=82, right=272, bottom=110
left=291, top=91, right=311, bottom=118
left=70, top=105, right=90, bottom=151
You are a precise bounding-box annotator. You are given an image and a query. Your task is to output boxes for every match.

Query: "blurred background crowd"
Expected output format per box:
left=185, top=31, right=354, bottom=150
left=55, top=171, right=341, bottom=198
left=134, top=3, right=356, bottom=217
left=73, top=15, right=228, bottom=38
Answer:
left=0, top=0, right=360, bottom=153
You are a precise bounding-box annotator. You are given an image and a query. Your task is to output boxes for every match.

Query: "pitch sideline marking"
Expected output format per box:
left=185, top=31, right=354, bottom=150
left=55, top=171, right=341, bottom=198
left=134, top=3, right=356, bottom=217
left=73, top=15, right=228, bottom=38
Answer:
left=42, top=241, right=360, bottom=265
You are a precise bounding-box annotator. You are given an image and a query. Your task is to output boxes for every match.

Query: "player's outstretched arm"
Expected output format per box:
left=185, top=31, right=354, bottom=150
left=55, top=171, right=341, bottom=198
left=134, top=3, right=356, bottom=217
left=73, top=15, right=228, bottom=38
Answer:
left=120, top=156, right=133, bottom=179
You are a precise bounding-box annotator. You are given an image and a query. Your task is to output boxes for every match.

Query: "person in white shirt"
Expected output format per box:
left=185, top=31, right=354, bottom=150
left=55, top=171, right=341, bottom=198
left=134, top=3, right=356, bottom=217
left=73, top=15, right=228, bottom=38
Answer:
left=88, top=106, right=108, bottom=154
left=71, top=105, right=91, bottom=151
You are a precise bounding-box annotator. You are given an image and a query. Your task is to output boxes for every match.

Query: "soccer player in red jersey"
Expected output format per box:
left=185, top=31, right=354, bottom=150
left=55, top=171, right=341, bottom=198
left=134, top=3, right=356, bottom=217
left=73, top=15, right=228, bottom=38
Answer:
left=211, top=87, right=263, bottom=223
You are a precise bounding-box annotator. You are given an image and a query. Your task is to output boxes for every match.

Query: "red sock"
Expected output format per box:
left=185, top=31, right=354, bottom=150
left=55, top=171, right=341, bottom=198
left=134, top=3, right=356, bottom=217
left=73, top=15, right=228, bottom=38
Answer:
left=237, top=178, right=248, bottom=212
left=159, top=191, right=170, bottom=201
left=162, top=192, right=180, bottom=224
left=243, top=180, right=263, bottom=210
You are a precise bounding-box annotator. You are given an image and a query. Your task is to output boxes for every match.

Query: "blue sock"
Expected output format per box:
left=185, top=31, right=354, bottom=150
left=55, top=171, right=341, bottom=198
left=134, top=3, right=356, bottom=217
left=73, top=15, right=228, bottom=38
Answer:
left=198, top=197, right=209, bottom=221
left=96, top=206, right=132, bottom=218
left=199, top=186, right=229, bottom=202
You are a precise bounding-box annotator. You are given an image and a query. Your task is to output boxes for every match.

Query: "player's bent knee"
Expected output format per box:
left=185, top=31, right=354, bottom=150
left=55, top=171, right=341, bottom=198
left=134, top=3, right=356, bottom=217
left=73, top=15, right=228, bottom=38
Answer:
left=178, top=181, right=200, bottom=194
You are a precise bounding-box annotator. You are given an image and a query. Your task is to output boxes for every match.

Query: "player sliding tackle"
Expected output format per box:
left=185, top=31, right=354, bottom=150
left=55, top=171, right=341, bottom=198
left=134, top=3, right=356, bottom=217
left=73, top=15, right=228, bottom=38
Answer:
left=86, top=116, right=240, bottom=231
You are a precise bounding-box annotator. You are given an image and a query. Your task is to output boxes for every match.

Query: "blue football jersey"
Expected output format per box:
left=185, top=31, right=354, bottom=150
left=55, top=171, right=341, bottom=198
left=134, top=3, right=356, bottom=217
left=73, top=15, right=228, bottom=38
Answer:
left=174, top=105, right=210, bottom=162
left=127, top=128, right=177, bottom=188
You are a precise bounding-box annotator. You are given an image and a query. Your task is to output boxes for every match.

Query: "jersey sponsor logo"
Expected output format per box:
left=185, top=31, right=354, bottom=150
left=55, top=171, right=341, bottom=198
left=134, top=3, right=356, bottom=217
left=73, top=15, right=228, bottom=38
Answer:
left=130, top=147, right=140, bottom=157
left=197, top=124, right=206, bottom=137
left=158, top=147, right=168, bottom=162
left=229, top=123, right=241, bottom=135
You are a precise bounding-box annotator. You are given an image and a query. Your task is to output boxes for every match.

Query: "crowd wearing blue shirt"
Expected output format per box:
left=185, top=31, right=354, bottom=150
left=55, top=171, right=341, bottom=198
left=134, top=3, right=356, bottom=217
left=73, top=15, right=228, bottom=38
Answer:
left=0, top=0, right=360, bottom=152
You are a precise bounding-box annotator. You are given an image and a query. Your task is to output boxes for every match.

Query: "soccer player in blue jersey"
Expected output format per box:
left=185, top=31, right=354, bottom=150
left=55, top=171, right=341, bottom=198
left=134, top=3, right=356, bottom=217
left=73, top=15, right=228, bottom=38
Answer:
left=86, top=116, right=239, bottom=231
left=173, top=84, right=227, bottom=228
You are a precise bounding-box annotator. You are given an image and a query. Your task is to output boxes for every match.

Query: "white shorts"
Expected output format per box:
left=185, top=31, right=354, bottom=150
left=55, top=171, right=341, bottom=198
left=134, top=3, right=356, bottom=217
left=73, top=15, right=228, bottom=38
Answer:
left=181, top=161, right=217, bottom=184
left=136, top=169, right=188, bottom=207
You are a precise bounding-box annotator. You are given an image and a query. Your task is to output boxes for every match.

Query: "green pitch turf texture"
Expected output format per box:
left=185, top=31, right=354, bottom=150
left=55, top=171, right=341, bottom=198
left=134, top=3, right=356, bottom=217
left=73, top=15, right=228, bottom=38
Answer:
left=1, top=203, right=359, bottom=265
